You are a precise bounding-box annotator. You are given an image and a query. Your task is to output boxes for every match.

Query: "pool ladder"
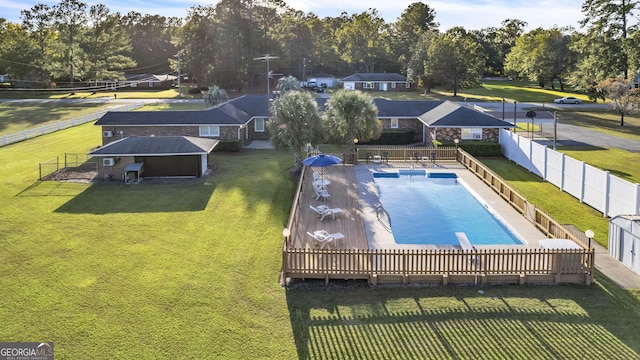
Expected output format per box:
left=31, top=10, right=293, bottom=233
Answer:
left=376, top=205, right=392, bottom=232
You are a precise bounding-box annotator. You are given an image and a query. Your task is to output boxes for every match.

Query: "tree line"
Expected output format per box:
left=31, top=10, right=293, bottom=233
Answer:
left=1, top=0, right=640, bottom=102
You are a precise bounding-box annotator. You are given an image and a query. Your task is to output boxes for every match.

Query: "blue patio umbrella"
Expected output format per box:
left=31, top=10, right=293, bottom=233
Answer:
left=302, top=154, right=342, bottom=178
left=302, top=154, right=342, bottom=167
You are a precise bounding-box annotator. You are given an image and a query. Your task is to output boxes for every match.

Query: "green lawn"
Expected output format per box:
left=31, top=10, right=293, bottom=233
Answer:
left=479, top=158, right=610, bottom=247
left=374, top=80, right=589, bottom=104
left=0, top=102, right=114, bottom=135
left=0, top=88, right=199, bottom=100
left=1, top=123, right=640, bottom=358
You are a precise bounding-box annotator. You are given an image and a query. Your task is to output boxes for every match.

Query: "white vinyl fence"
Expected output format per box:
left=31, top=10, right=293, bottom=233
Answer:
left=500, top=129, right=640, bottom=217
left=1, top=102, right=143, bottom=147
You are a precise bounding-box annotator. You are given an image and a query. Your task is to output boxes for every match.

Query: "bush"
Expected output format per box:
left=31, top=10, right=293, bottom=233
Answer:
left=365, top=129, right=415, bottom=145
left=442, top=141, right=502, bottom=157
left=213, top=140, right=241, bottom=152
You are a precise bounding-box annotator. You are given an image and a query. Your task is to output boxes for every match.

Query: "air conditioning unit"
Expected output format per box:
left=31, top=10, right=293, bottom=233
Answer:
left=472, top=133, right=482, bottom=140
left=103, top=130, right=113, bottom=137
left=103, top=158, right=115, bottom=167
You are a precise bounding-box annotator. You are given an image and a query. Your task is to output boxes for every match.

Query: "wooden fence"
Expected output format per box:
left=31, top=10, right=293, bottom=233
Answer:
left=356, top=145, right=458, bottom=163
left=458, top=150, right=593, bottom=249
left=282, top=147, right=595, bottom=286
left=284, top=248, right=593, bottom=286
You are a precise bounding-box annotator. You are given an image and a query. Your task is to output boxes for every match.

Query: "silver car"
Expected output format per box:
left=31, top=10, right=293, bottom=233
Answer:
left=554, top=96, right=581, bottom=104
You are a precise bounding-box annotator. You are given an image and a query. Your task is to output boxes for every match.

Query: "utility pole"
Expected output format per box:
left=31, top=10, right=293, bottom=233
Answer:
left=177, top=53, right=182, bottom=98
left=302, top=57, right=306, bottom=84
left=253, top=54, right=279, bottom=97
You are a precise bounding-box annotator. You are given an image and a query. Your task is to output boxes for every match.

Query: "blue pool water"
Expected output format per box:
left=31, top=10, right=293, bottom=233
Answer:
left=373, top=172, right=524, bottom=246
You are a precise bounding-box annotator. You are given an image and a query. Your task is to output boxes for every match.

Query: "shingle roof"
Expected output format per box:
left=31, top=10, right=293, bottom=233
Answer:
left=95, top=94, right=513, bottom=129
left=89, top=136, right=219, bottom=156
left=95, top=94, right=270, bottom=126
left=342, top=73, right=408, bottom=82
left=418, top=101, right=516, bottom=128
left=374, top=99, right=442, bottom=117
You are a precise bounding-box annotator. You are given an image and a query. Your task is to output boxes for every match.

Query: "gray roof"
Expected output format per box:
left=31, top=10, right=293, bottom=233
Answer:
left=95, top=94, right=270, bottom=126
left=95, top=94, right=513, bottom=129
left=342, top=73, right=408, bottom=82
left=89, top=136, right=219, bottom=156
left=418, top=101, right=516, bottom=128
left=374, top=99, right=441, bottom=118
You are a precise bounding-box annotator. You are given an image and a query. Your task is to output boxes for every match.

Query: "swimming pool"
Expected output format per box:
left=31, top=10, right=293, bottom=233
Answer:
left=373, top=171, right=524, bottom=246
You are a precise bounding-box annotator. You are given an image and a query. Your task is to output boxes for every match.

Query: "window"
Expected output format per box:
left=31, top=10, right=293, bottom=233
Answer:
left=199, top=125, right=220, bottom=137
left=461, top=128, right=483, bottom=140
left=391, top=118, right=399, bottom=129
left=255, top=118, right=265, bottom=132
left=363, top=82, right=375, bottom=89
left=391, top=82, right=397, bottom=89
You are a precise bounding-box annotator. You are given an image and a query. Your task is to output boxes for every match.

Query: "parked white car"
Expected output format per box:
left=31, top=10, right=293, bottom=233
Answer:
left=554, top=96, right=581, bottom=104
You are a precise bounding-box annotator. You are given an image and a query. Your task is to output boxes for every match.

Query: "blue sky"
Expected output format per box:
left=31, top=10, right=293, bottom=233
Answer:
left=1, top=0, right=584, bottom=31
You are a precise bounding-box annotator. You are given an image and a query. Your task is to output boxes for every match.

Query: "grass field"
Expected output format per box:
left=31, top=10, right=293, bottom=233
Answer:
left=1, top=124, right=640, bottom=358
left=0, top=102, right=115, bottom=135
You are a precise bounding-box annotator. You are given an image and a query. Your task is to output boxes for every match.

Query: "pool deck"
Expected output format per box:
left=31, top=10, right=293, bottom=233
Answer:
left=290, top=160, right=640, bottom=289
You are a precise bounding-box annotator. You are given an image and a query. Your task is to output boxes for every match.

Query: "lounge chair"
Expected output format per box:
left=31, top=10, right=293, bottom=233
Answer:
left=381, top=151, right=390, bottom=163
left=312, top=171, right=321, bottom=182
left=307, top=230, right=345, bottom=249
left=309, top=205, right=343, bottom=221
left=313, top=185, right=330, bottom=201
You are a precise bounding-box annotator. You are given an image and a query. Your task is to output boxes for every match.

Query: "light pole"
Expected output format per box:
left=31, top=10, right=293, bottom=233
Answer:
left=585, top=229, right=594, bottom=250
left=353, top=138, right=359, bottom=164
left=513, top=100, right=517, bottom=132
left=253, top=54, right=279, bottom=97
left=553, top=111, right=558, bottom=150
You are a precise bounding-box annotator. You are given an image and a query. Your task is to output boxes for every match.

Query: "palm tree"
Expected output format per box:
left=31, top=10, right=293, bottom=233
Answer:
left=268, top=90, right=324, bottom=172
left=203, top=85, right=228, bottom=107
left=275, top=75, right=301, bottom=95
left=323, top=90, right=381, bottom=161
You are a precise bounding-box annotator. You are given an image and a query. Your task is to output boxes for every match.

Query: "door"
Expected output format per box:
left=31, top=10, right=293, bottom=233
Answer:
left=380, top=82, right=387, bottom=91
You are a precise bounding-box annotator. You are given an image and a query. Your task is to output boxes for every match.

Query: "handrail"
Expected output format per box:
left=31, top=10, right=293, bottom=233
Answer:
left=376, top=205, right=392, bottom=232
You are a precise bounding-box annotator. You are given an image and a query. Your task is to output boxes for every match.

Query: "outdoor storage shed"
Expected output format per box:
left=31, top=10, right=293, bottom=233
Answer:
left=609, top=215, right=640, bottom=276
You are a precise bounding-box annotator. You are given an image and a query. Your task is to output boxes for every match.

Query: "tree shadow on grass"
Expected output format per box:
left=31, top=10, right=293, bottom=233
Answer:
left=54, top=180, right=216, bottom=214
left=285, top=274, right=640, bottom=360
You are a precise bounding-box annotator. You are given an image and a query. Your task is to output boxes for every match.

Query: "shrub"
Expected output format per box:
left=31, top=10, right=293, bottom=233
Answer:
left=213, top=140, right=241, bottom=152
left=365, top=129, right=415, bottom=145
left=442, top=141, right=502, bottom=157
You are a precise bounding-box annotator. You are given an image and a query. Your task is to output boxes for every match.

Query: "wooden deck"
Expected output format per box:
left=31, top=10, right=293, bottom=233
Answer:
left=289, top=164, right=369, bottom=250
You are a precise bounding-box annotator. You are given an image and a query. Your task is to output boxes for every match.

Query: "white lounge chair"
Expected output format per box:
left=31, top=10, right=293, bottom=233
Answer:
left=307, top=230, right=345, bottom=249
left=309, top=205, right=343, bottom=221
left=313, top=185, right=330, bottom=201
